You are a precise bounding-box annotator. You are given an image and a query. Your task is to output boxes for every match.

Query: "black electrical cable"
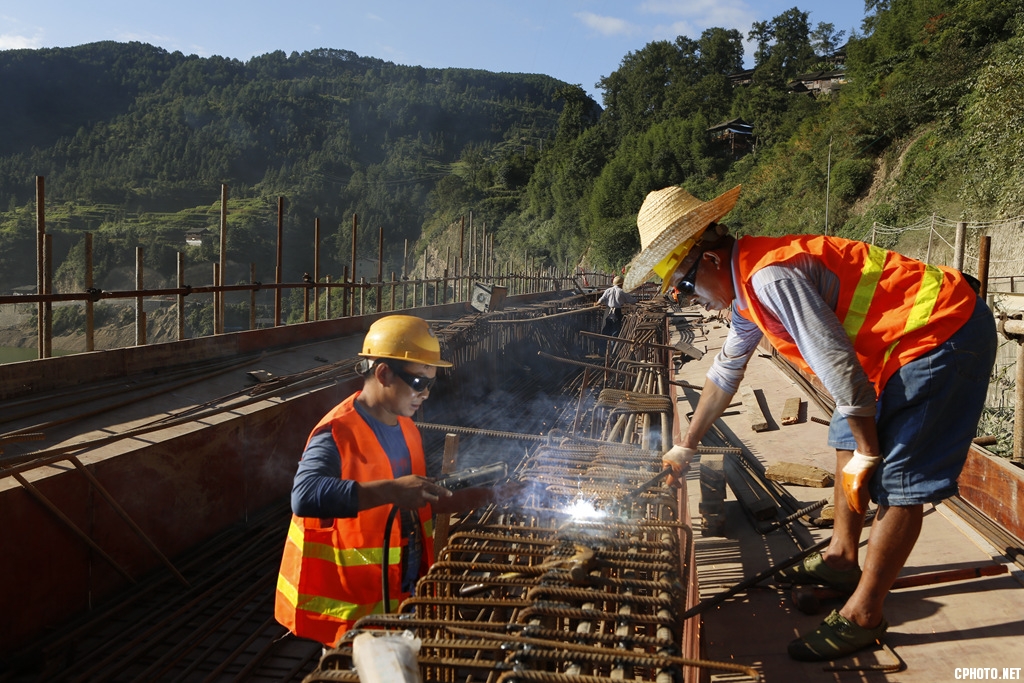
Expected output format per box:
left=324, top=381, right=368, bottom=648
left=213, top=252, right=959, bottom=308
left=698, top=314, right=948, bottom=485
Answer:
left=380, top=504, right=400, bottom=613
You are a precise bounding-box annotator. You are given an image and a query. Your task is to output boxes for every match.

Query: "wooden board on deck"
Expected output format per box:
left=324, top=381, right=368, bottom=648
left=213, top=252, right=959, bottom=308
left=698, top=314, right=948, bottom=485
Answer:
left=740, top=385, right=770, bottom=432
left=674, top=340, right=704, bottom=361
left=724, top=452, right=777, bottom=521
left=781, top=397, right=802, bottom=425
left=765, top=461, right=834, bottom=488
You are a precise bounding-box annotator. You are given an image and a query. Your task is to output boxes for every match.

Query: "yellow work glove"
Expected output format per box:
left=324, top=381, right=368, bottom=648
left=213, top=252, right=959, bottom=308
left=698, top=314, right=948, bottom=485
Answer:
left=841, top=450, right=880, bottom=514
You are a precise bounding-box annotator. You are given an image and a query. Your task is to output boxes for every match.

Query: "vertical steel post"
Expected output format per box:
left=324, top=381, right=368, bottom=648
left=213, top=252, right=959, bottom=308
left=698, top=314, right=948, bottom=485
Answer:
left=350, top=214, right=358, bottom=317
left=342, top=266, right=349, bottom=318
left=250, top=263, right=257, bottom=330
left=978, top=235, right=991, bottom=301
left=953, top=221, right=966, bottom=271
left=85, top=233, right=94, bottom=352
left=302, top=267, right=309, bottom=323
left=403, top=238, right=409, bottom=310
left=177, top=252, right=186, bottom=341
left=42, top=235, right=52, bottom=358
left=377, top=226, right=384, bottom=313
left=218, top=184, right=228, bottom=335
left=36, top=176, right=46, bottom=359
left=325, top=275, right=332, bottom=319
left=459, top=215, right=466, bottom=300
left=136, top=247, right=146, bottom=346
left=314, top=217, right=321, bottom=321
left=213, top=262, right=221, bottom=330
left=275, top=197, right=284, bottom=327
left=445, top=246, right=451, bottom=303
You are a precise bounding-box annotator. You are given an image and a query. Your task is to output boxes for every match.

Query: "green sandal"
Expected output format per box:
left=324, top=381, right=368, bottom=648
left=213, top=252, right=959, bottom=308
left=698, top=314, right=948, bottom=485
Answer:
left=775, top=551, right=862, bottom=593
left=788, top=609, right=888, bottom=661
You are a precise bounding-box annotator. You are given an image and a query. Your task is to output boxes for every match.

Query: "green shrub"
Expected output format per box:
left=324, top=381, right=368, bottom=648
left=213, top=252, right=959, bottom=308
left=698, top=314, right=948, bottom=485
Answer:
left=830, top=159, right=875, bottom=201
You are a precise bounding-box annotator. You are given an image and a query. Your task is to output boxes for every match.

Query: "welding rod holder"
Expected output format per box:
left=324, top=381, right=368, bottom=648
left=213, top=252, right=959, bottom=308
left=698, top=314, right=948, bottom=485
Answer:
left=436, top=462, right=508, bottom=491
left=620, top=467, right=673, bottom=503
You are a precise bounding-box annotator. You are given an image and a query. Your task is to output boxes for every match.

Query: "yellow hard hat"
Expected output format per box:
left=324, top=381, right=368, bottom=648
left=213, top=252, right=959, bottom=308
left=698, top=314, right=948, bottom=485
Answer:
left=359, top=315, right=453, bottom=367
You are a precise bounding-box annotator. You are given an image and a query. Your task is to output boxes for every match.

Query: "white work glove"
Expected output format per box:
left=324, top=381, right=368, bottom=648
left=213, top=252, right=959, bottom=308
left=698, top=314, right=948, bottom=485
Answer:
left=841, top=450, right=880, bottom=515
left=662, top=445, right=699, bottom=480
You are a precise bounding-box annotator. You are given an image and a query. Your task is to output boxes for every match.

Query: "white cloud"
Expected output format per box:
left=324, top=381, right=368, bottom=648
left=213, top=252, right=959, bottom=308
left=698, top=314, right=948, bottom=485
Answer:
left=0, top=31, right=43, bottom=50
left=640, top=0, right=754, bottom=33
left=574, top=11, right=637, bottom=37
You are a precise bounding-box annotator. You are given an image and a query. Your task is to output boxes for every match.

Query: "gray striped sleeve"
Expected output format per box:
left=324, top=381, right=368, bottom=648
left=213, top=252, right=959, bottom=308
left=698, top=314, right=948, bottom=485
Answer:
left=749, top=258, right=876, bottom=416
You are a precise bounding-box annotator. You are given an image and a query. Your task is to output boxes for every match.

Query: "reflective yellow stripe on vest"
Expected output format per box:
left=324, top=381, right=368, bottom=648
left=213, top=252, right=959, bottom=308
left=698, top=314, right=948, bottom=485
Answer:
left=905, top=264, right=944, bottom=334
left=277, top=572, right=388, bottom=619
left=287, top=518, right=401, bottom=567
left=882, top=263, right=945, bottom=365
left=842, top=244, right=886, bottom=342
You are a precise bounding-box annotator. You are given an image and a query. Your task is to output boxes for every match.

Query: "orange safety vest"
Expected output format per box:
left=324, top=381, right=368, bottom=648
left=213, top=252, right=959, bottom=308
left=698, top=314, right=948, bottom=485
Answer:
left=734, top=235, right=976, bottom=394
left=274, top=392, right=435, bottom=646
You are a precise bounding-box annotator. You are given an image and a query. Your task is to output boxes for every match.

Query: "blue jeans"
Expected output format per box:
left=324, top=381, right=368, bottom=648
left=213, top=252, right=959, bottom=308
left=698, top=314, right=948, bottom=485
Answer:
left=828, top=296, right=997, bottom=506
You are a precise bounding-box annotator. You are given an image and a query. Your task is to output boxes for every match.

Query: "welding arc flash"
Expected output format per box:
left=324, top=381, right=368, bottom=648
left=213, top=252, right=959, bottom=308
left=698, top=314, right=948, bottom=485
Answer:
left=564, top=499, right=607, bottom=521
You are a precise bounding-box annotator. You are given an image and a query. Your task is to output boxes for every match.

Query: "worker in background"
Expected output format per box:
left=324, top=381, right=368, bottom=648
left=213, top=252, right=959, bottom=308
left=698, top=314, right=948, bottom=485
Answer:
left=597, top=275, right=636, bottom=338
left=625, top=185, right=996, bottom=662
left=275, top=314, right=501, bottom=648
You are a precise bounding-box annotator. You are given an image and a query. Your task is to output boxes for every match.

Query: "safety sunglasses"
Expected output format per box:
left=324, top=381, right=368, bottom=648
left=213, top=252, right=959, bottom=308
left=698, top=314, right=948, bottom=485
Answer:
left=676, top=254, right=702, bottom=296
left=386, top=362, right=437, bottom=393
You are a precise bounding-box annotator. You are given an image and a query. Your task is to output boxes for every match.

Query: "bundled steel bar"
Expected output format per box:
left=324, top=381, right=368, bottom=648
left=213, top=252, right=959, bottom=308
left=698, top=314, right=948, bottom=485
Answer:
left=304, top=292, right=761, bottom=683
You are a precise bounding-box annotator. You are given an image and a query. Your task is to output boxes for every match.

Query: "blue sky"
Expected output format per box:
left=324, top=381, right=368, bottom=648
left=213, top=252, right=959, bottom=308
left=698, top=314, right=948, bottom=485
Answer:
left=0, top=1, right=867, bottom=102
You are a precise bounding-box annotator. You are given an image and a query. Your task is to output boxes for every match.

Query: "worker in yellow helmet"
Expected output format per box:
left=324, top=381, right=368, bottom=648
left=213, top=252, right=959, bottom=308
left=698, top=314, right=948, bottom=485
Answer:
left=275, top=315, right=495, bottom=647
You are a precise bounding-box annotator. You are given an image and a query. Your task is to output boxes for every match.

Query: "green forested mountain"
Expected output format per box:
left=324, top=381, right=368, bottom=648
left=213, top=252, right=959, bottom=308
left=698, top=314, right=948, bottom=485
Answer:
left=0, top=43, right=584, bottom=295
left=1, top=0, right=1022, bottom=303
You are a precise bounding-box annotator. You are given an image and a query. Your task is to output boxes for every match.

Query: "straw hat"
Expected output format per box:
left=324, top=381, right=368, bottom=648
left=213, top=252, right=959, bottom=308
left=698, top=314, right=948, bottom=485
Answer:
left=623, top=184, right=741, bottom=291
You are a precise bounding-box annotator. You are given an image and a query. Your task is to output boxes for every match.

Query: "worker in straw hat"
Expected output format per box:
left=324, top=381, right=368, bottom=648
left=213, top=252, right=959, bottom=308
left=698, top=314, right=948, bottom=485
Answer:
left=622, top=184, right=742, bottom=294
left=275, top=315, right=510, bottom=647
left=632, top=185, right=996, bottom=662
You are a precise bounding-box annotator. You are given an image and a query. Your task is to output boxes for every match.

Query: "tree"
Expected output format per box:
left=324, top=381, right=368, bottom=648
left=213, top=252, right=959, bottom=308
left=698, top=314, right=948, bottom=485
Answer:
left=811, top=22, right=847, bottom=58
left=598, top=40, right=685, bottom=138
left=697, top=28, right=746, bottom=77
left=748, top=8, right=816, bottom=76
left=552, top=85, right=600, bottom=143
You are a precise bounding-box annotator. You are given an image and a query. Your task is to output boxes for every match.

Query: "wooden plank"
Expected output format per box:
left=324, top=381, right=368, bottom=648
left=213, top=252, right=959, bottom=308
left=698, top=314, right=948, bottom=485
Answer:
left=674, top=340, right=704, bottom=361
left=699, top=453, right=727, bottom=535
left=739, top=385, right=770, bottom=432
left=765, top=462, right=834, bottom=488
left=699, top=453, right=726, bottom=502
left=780, top=397, right=801, bottom=425
left=724, top=453, right=777, bottom=521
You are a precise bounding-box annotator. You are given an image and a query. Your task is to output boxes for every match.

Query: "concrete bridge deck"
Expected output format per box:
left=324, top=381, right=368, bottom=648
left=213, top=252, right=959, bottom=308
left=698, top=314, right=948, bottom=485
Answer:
left=2, top=293, right=1023, bottom=682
